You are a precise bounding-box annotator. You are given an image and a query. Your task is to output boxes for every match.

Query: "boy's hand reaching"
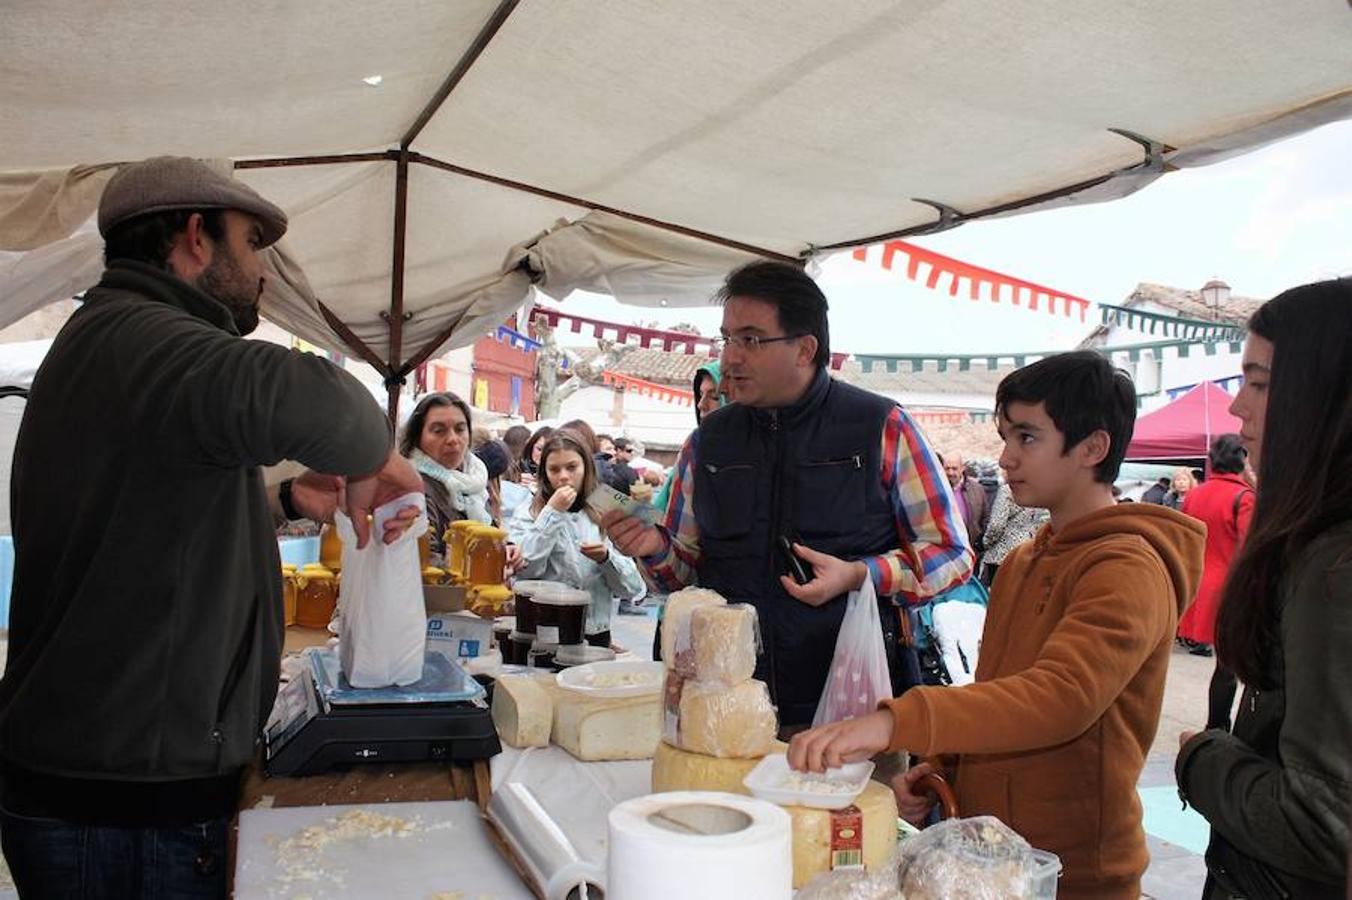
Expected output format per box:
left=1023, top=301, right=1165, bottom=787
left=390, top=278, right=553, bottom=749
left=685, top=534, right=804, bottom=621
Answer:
left=891, top=762, right=940, bottom=827
left=787, top=709, right=894, bottom=773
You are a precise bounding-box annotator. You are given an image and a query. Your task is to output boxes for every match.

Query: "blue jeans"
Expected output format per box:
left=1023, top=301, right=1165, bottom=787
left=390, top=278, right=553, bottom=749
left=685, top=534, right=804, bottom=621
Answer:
left=0, top=808, right=228, bottom=899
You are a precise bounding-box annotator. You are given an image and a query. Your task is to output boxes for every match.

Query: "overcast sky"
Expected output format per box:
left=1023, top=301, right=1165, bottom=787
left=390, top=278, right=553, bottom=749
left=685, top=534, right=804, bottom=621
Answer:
left=552, top=119, right=1352, bottom=357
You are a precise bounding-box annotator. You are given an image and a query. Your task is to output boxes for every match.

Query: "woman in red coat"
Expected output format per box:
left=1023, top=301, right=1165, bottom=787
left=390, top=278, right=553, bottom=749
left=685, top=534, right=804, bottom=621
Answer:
left=1178, top=433, right=1254, bottom=730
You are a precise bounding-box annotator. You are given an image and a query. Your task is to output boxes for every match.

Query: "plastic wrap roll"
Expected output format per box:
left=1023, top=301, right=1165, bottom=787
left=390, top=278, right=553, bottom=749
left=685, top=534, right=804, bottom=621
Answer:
left=486, top=782, right=605, bottom=900
left=607, top=791, right=793, bottom=900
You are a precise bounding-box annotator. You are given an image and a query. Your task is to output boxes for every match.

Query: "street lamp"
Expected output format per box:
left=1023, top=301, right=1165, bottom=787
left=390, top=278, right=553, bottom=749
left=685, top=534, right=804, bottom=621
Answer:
left=1200, top=278, right=1231, bottom=308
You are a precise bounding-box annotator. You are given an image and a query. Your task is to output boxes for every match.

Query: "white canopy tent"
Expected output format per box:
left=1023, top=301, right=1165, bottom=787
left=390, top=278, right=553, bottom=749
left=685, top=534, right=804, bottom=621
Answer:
left=2, top=1, right=1350, bottom=419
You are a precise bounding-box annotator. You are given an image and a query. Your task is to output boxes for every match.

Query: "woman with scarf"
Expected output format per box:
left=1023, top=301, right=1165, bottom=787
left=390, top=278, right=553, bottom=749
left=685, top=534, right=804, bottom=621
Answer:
left=401, top=392, right=493, bottom=566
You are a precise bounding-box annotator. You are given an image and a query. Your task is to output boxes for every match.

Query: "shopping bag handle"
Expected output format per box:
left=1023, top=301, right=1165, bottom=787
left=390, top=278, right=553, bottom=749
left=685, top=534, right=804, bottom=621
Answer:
left=914, top=771, right=959, bottom=820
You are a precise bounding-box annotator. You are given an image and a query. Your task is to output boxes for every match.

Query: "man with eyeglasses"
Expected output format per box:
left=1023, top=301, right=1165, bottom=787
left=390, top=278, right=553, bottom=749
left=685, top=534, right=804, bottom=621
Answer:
left=604, top=260, right=972, bottom=728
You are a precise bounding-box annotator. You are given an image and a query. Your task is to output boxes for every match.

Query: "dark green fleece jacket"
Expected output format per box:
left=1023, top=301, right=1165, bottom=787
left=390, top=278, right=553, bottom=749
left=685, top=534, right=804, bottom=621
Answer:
left=0, top=261, right=389, bottom=817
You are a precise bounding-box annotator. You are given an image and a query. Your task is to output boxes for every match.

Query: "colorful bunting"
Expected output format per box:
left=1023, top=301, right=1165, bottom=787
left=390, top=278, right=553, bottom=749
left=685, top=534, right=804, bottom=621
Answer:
left=852, top=241, right=1092, bottom=322
left=1098, top=303, right=1244, bottom=343
left=599, top=370, right=695, bottom=406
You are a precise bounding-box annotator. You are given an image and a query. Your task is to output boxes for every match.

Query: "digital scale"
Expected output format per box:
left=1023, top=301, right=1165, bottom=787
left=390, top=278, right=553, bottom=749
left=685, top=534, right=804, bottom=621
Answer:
left=264, top=647, right=500, bottom=776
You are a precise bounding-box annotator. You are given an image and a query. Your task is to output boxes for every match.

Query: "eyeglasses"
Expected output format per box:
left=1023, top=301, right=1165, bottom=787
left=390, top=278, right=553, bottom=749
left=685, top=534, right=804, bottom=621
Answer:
left=711, top=333, right=804, bottom=353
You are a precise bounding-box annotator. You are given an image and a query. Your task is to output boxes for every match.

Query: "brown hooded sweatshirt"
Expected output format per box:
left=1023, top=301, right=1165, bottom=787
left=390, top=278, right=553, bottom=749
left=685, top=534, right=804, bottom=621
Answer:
left=883, top=503, right=1204, bottom=899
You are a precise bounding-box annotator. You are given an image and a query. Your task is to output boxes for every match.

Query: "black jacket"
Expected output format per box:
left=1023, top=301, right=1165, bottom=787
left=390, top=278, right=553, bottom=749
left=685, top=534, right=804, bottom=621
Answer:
left=0, top=262, right=389, bottom=822
left=1177, top=519, right=1352, bottom=898
left=693, top=369, right=901, bottom=725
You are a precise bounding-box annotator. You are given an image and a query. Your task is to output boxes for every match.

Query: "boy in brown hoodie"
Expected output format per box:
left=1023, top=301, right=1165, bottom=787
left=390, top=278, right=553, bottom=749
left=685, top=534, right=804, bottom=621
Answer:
left=790, top=351, right=1204, bottom=898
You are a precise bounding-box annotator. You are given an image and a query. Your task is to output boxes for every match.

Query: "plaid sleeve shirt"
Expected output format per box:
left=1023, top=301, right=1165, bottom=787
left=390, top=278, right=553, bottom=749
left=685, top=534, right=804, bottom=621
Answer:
left=640, top=406, right=973, bottom=604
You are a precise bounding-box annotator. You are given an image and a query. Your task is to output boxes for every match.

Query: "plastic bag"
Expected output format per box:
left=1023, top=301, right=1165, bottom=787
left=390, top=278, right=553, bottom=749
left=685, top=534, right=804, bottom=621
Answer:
left=662, top=674, right=777, bottom=758
left=812, top=576, right=892, bottom=727
left=896, top=816, right=1056, bottom=900
left=931, top=599, right=986, bottom=686
left=335, top=492, right=429, bottom=688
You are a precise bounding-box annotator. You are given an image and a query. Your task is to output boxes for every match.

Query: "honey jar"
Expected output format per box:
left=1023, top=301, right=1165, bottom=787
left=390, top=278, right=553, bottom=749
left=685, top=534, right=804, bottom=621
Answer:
left=468, top=584, right=513, bottom=617
left=319, top=523, right=343, bottom=574
left=294, top=563, right=338, bottom=629
left=280, top=564, right=298, bottom=626
left=465, top=526, right=508, bottom=588
left=444, top=520, right=482, bottom=583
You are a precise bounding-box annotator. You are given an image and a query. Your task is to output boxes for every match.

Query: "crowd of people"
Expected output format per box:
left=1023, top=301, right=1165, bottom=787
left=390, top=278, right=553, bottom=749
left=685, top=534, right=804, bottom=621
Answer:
left=0, top=156, right=1346, bottom=899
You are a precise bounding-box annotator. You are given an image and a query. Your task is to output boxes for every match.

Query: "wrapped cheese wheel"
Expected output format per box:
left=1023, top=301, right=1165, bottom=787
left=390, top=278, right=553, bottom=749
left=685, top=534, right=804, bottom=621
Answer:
left=787, top=779, right=899, bottom=889
left=672, top=678, right=777, bottom=758
left=660, top=587, right=725, bottom=676
left=690, top=602, right=760, bottom=686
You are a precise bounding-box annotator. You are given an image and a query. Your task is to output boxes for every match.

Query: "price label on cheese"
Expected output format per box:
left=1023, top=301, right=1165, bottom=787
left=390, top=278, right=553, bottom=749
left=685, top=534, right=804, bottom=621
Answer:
left=829, top=806, right=865, bottom=871
left=586, top=484, right=661, bottom=526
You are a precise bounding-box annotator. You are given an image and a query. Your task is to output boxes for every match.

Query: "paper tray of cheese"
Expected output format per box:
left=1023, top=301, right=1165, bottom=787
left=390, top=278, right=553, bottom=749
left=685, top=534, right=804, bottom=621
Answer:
left=556, top=659, right=664, bottom=698
left=742, top=753, right=874, bottom=810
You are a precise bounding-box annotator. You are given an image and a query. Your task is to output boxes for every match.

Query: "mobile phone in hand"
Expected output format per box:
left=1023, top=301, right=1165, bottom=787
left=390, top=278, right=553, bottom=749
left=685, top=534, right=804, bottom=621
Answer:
left=778, top=535, right=814, bottom=585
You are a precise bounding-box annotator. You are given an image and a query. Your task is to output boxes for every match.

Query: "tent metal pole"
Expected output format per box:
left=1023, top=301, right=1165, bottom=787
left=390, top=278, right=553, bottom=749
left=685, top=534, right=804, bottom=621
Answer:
left=316, top=300, right=391, bottom=378
left=408, top=152, right=796, bottom=264
left=385, top=151, right=411, bottom=427
left=398, top=311, right=469, bottom=379
left=401, top=0, right=522, bottom=148
left=234, top=151, right=395, bottom=169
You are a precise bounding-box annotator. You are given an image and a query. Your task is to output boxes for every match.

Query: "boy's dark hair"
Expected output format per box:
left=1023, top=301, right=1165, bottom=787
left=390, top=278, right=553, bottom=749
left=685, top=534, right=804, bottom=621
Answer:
left=715, top=261, right=830, bottom=368
left=995, top=351, right=1136, bottom=485
left=1208, top=433, right=1247, bottom=475
left=102, top=209, right=226, bottom=269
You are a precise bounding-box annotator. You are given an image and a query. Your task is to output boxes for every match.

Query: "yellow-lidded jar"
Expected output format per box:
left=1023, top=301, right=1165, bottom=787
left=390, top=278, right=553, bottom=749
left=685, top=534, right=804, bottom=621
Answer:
left=468, top=584, right=513, bottom=617
left=319, top=524, right=343, bottom=574
left=280, top=565, right=299, bottom=626
left=466, top=526, right=508, bottom=588
left=444, top=520, right=482, bottom=583
left=295, top=563, right=338, bottom=629
left=422, top=566, right=448, bottom=586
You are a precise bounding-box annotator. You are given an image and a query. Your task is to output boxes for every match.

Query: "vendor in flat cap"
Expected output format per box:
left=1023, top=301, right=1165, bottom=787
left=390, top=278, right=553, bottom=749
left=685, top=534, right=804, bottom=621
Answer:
left=0, top=156, right=420, bottom=897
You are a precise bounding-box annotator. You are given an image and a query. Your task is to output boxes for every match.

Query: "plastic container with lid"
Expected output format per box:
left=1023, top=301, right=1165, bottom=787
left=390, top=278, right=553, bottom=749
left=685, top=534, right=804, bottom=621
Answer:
left=294, top=563, right=338, bottom=629
left=528, top=644, right=558, bottom=670
left=552, top=644, right=616, bottom=670
left=532, top=587, right=592, bottom=646
left=509, top=579, right=566, bottom=636
left=466, top=526, right=508, bottom=587
left=492, top=618, right=514, bottom=649
left=503, top=630, right=535, bottom=666
left=444, top=520, right=482, bottom=583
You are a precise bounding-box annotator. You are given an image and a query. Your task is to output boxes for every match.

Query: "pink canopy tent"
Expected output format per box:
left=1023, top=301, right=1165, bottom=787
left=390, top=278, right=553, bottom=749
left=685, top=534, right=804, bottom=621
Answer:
left=1126, top=382, right=1242, bottom=462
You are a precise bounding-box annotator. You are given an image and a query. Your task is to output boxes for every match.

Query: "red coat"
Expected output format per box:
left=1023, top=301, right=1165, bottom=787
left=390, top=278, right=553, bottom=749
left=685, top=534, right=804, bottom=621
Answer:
left=1177, top=473, right=1254, bottom=644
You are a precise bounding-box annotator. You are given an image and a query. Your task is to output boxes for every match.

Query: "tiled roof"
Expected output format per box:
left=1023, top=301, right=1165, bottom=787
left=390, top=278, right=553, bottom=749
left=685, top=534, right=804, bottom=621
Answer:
left=573, top=346, right=715, bottom=387
left=910, top=420, right=1005, bottom=462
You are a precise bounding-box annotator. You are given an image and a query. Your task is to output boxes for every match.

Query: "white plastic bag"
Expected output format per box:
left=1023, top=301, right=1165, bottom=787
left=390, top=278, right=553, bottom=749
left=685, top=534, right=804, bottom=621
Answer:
left=812, top=576, right=893, bottom=727
left=335, top=492, right=429, bottom=688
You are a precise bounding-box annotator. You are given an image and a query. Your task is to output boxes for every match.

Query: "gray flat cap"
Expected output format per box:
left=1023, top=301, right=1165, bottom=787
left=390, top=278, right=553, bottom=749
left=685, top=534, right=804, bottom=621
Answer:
left=98, top=156, right=288, bottom=247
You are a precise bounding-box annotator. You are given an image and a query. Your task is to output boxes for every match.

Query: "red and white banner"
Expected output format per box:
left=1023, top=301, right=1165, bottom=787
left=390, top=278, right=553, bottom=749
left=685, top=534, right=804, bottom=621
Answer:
left=852, top=241, right=1091, bottom=322
left=600, top=370, right=695, bottom=406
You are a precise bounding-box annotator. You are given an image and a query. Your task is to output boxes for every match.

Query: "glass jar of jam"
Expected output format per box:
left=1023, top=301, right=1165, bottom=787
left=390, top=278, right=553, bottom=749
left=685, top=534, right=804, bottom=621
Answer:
left=294, top=563, right=338, bottom=629
left=444, top=520, right=482, bottom=584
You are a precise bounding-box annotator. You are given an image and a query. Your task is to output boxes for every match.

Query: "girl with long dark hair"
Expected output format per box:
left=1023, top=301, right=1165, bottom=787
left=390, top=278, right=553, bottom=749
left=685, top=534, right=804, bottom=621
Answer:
left=508, top=429, right=645, bottom=647
left=399, top=392, right=492, bottom=565
left=1176, top=278, right=1352, bottom=898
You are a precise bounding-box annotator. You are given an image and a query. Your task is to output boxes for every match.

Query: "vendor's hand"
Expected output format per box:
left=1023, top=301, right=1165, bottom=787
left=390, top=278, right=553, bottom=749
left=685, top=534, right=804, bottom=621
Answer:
left=344, top=450, right=424, bottom=549
left=780, top=543, right=870, bottom=607
left=787, top=709, right=894, bottom=773
left=580, top=541, right=609, bottom=564
left=290, top=471, right=343, bottom=524
left=601, top=509, right=665, bottom=558
left=547, top=485, right=577, bottom=513
left=1179, top=729, right=1199, bottom=751
left=505, top=543, right=524, bottom=577
left=891, top=763, right=939, bottom=827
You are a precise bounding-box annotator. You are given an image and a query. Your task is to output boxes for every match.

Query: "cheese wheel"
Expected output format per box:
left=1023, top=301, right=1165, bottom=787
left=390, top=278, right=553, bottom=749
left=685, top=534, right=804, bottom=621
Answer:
left=553, top=691, right=662, bottom=761
left=786, top=779, right=899, bottom=889
left=660, top=588, right=726, bottom=676
left=491, top=676, right=552, bottom=749
left=690, top=603, right=759, bottom=686
left=675, top=678, right=777, bottom=758
left=650, top=740, right=789, bottom=794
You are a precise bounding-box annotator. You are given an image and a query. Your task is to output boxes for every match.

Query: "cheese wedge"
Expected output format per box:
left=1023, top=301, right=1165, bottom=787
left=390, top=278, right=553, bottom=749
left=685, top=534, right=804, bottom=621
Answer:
left=553, top=691, right=662, bottom=761
left=490, top=676, right=552, bottom=748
